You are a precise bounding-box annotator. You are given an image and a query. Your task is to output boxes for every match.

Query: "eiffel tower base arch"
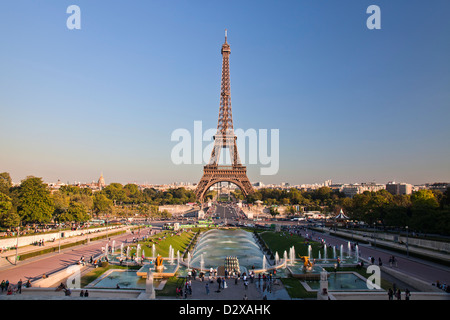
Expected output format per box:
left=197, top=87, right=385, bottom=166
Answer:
left=195, top=165, right=253, bottom=203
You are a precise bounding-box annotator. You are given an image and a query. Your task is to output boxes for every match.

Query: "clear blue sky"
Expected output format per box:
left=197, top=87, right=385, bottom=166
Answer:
left=1, top=0, right=449, bottom=186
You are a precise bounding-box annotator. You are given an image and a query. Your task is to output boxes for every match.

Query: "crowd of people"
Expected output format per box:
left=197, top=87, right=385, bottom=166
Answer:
left=174, top=267, right=279, bottom=300
left=432, top=280, right=450, bottom=293
left=388, top=285, right=411, bottom=300
left=0, top=278, right=31, bottom=295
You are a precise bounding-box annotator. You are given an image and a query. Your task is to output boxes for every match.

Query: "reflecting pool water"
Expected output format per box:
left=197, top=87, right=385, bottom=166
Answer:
left=305, top=272, right=374, bottom=291
left=190, top=229, right=265, bottom=273
left=90, top=270, right=161, bottom=290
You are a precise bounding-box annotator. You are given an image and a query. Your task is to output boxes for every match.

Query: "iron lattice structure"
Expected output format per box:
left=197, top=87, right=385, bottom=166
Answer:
left=195, top=31, right=254, bottom=202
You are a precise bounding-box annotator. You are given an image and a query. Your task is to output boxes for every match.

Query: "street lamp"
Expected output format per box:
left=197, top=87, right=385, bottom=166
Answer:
left=373, top=222, right=376, bottom=248
left=14, top=225, right=20, bottom=265
left=58, top=219, right=61, bottom=253
left=406, top=226, right=409, bottom=257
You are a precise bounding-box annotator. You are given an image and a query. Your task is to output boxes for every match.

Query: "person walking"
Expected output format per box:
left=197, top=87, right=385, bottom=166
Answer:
left=388, top=288, right=394, bottom=300
left=217, top=277, right=222, bottom=292
left=405, top=288, right=411, bottom=300
left=17, top=279, right=22, bottom=294
left=1, top=280, right=5, bottom=292
left=205, top=283, right=210, bottom=295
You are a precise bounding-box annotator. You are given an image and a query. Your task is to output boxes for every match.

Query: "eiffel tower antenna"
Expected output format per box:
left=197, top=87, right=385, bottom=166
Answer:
left=195, top=31, right=253, bottom=202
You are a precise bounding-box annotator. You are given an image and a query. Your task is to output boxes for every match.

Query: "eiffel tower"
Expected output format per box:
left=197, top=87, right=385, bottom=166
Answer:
left=195, top=30, right=254, bottom=202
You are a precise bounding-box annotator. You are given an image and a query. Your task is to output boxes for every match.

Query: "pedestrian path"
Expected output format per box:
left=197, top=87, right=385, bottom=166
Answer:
left=177, top=276, right=291, bottom=300
left=0, top=226, right=131, bottom=269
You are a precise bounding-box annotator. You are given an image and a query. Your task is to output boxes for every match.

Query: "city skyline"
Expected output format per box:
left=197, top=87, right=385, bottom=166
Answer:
left=1, top=1, right=450, bottom=186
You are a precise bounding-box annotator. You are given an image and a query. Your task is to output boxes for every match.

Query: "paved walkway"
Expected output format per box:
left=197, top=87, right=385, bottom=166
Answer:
left=301, top=228, right=450, bottom=286
left=0, top=227, right=151, bottom=286
left=176, top=276, right=291, bottom=300
left=0, top=226, right=134, bottom=267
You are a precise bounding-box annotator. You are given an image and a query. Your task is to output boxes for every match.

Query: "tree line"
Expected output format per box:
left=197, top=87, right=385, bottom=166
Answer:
left=243, top=186, right=450, bottom=235
left=0, top=172, right=196, bottom=229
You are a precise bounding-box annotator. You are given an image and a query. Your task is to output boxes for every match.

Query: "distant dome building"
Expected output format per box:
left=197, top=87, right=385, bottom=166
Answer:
left=98, top=173, right=106, bottom=189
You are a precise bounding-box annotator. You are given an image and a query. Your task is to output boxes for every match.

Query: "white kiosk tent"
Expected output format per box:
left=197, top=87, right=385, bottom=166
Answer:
left=335, top=209, right=349, bottom=220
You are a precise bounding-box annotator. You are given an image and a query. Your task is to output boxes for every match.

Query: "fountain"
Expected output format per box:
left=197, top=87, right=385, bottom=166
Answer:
left=275, top=252, right=280, bottom=266
left=347, top=241, right=351, bottom=258
left=340, top=244, right=344, bottom=262
left=333, top=246, right=336, bottom=259
left=112, top=240, right=115, bottom=254
left=152, top=244, right=156, bottom=260
left=323, top=244, right=328, bottom=263
left=189, top=229, right=267, bottom=273
left=187, top=252, right=191, bottom=270
left=283, top=251, right=288, bottom=268
left=355, top=245, right=359, bottom=262
left=120, top=243, right=124, bottom=259
left=146, top=270, right=156, bottom=299
left=169, top=245, right=174, bottom=265
left=262, top=255, right=267, bottom=271
left=308, top=245, right=312, bottom=259
left=200, top=253, right=205, bottom=272
left=289, top=246, right=295, bottom=266
left=177, top=251, right=181, bottom=266
left=136, top=244, right=141, bottom=262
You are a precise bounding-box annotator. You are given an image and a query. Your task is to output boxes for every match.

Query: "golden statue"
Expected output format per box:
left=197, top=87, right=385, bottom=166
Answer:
left=299, top=256, right=313, bottom=268
left=156, top=254, right=163, bottom=267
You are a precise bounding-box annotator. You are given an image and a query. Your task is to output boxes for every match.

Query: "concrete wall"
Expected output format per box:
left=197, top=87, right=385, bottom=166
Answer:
left=159, top=205, right=196, bottom=215
left=380, top=265, right=443, bottom=293
left=19, top=287, right=142, bottom=299
left=32, top=264, right=85, bottom=288
left=0, top=226, right=121, bottom=249
left=347, top=229, right=450, bottom=253
left=330, top=291, right=450, bottom=300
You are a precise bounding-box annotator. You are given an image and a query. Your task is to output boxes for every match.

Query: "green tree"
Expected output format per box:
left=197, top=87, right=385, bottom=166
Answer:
left=124, top=183, right=143, bottom=203
left=93, top=193, right=113, bottom=216
left=315, top=187, right=332, bottom=201
left=411, top=189, right=439, bottom=208
left=70, top=193, right=93, bottom=213
left=0, top=192, right=20, bottom=228
left=17, top=176, right=54, bottom=224
left=269, top=206, right=279, bottom=217
left=103, top=183, right=127, bottom=204
left=0, top=172, right=12, bottom=196
left=67, top=201, right=90, bottom=222
left=442, top=187, right=450, bottom=208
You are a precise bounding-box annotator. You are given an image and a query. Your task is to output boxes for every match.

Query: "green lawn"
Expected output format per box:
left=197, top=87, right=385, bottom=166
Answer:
left=156, top=276, right=185, bottom=297
left=280, top=277, right=317, bottom=299
left=259, top=231, right=402, bottom=298
left=127, top=230, right=195, bottom=258
left=259, top=231, right=324, bottom=258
